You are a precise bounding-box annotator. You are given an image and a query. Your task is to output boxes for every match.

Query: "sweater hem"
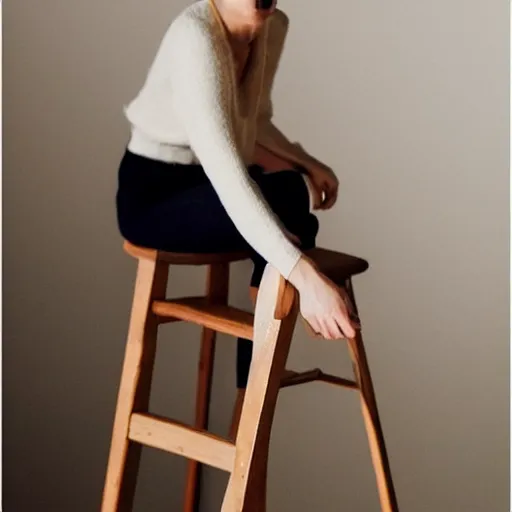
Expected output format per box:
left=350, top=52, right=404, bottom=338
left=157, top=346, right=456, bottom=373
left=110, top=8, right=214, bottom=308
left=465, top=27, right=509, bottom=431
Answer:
left=127, top=128, right=199, bottom=165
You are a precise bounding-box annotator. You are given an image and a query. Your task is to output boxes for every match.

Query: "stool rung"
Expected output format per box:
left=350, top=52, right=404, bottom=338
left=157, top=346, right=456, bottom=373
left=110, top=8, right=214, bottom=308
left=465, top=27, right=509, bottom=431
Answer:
left=152, top=297, right=254, bottom=339
left=128, top=413, right=236, bottom=472
left=281, top=368, right=359, bottom=390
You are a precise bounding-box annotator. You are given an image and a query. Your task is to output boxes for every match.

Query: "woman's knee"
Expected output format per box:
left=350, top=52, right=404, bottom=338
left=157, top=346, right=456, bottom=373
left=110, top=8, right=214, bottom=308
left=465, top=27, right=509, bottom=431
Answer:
left=263, top=171, right=310, bottom=219
left=301, top=213, right=319, bottom=246
left=255, top=169, right=319, bottom=248
left=278, top=170, right=311, bottom=212
left=277, top=172, right=319, bottom=242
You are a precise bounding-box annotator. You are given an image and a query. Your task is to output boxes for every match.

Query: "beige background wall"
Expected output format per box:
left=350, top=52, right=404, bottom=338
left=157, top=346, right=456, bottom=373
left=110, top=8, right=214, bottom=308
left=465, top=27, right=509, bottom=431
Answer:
left=4, top=0, right=509, bottom=511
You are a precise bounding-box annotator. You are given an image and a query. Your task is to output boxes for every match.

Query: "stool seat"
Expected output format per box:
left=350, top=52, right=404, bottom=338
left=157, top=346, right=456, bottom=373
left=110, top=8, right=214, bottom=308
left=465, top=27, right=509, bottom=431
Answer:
left=123, top=241, right=251, bottom=266
left=306, top=248, right=369, bottom=284
left=123, top=241, right=368, bottom=283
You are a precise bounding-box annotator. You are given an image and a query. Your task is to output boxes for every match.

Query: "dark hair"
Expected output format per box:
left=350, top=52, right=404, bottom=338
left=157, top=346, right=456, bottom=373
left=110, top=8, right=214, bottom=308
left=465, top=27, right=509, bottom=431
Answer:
left=256, top=0, right=274, bottom=9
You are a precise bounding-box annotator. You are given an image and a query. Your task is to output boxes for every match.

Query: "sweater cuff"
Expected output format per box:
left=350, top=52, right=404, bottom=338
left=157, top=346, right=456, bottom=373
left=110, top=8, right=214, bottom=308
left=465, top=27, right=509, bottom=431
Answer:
left=274, top=244, right=302, bottom=280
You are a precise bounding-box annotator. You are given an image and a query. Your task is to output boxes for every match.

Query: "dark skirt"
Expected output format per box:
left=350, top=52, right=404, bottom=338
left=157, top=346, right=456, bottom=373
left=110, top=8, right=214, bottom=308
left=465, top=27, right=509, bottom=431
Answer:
left=115, top=149, right=319, bottom=387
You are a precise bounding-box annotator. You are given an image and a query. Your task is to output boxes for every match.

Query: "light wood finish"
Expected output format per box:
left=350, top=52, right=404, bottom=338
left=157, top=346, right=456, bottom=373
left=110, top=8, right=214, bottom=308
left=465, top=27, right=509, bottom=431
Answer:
left=226, top=283, right=293, bottom=510
left=345, top=280, right=399, bottom=512
left=101, top=256, right=169, bottom=512
left=103, top=242, right=397, bottom=512
left=184, top=263, right=230, bottom=512
left=124, top=241, right=250, bottom=266
left=229, top=389, right=245, bottom=441
left=222, top=266, right=299, bottom=512
left=274, top=274, right=296, bottom=320
left=122, top=242, right=368, bottom=281
left=152, top=298, right=254, bottom=339
left=249, top=286, right=259, bottom=306
left=128, top=413, right=235, bottom=472
left=280, top=368, right=359, bottom=390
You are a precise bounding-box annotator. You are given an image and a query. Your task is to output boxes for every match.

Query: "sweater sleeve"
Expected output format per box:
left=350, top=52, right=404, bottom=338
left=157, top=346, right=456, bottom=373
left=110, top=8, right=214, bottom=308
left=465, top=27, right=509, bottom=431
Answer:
left=168, top=16, right=301, bottom=279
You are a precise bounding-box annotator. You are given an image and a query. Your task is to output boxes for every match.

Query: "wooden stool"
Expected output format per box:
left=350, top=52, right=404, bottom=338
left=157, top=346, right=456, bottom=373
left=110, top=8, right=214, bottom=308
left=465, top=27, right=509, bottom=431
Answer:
left=102, top=242, right=398, bottom=512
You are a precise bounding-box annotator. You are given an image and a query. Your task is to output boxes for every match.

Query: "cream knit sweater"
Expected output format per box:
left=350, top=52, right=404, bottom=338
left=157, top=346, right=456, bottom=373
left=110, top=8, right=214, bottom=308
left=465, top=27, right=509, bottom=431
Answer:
left=125, top=0, right=312, bottom=278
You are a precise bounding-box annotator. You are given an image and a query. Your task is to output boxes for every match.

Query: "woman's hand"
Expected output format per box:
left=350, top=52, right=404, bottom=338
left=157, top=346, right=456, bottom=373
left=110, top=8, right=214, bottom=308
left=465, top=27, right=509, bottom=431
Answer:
left=253, top=143, right=339, bottom=210
left=289, top=142, right=339, bottom=210
left=288, top=256, right=359, bottom=340
left=305, top=164, right=339, bottom=211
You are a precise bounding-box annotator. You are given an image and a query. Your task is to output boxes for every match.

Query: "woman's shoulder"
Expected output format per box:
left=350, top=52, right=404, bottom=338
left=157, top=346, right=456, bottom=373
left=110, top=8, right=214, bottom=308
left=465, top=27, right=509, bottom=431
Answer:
left=157, top=1, right=226, bottom=80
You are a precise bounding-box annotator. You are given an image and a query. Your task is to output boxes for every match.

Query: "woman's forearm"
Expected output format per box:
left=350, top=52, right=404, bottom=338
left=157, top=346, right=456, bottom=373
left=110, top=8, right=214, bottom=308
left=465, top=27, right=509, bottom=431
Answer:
left=252, top=143, right=273, bottom=167
left=257, top=122, right=329, bottom=172
left=253, top=142, right=296, bottom=171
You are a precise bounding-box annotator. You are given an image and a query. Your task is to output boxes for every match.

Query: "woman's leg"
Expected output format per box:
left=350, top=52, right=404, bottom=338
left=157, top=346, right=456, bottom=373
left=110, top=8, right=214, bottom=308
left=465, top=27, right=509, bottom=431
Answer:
left=118, top=171, right=251, bottom=255
left=118, top=164, right=317, bottom=260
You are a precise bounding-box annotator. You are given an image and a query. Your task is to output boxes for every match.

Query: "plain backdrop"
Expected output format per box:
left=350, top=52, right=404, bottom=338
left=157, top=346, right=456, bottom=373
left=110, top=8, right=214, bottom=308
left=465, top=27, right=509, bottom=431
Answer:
left=4, top=1, right=509, bottom=511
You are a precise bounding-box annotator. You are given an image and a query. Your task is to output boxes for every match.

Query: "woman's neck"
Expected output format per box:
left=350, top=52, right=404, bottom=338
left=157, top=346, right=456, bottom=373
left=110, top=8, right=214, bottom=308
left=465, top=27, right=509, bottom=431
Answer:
left=212, top=0, right=264, bottom=44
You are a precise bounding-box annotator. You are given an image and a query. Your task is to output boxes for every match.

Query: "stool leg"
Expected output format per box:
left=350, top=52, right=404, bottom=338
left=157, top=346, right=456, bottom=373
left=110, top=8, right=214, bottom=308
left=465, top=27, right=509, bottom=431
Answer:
left=102, top=258, right=168, bottom=512
left=228, top=388, right=270, bottom=512
left=345, top=279, right=399, bottom=512
left=184, top=263, right=230, bottom=512
left=228, top=284, right=269, bottom=510
left=240, top=411, right=272, bottom=512
left=222, top=266, right=298, bottom=512
left=228, top=285, right=257, bottom=441
left=229, top=389, right=245, bottom=441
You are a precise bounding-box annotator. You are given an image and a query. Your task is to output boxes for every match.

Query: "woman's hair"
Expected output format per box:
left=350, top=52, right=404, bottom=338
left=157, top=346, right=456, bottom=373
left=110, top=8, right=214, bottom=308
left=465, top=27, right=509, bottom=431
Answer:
left=256, top=0, right=274, bottom=9
left=204, top=0, right=276, bottom=9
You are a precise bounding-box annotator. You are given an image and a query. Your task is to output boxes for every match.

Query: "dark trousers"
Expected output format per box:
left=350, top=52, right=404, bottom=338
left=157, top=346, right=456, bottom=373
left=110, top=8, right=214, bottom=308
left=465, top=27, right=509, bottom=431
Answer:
left=116, top=150, right=318, bottom=388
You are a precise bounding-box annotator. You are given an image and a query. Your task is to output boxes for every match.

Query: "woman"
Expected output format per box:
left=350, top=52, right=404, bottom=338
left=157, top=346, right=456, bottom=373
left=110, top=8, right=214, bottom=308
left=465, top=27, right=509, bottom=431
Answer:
left=116, top=0, right=359, bottom=391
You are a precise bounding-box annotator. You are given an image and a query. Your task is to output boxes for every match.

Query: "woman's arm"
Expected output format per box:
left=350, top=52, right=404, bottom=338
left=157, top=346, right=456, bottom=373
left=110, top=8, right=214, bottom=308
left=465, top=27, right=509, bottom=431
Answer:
left=258, top=122, right=331, bottom=171
left=168, top=15, right=301, bottom=278
left=253, top=142, right=295, bottom=171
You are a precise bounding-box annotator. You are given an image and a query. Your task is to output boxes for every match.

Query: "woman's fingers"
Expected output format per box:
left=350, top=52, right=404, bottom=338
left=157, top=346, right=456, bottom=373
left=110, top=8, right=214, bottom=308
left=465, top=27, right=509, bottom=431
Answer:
left=305, top=311, right=354, bottom=340
left=293, top=261, right=360, bottom=341
left=303, top=174, right=323, bottom=210
left=323, top=189, right=338, bottom=210
left=303, top=314, right=340, bottom=340
left=325, top=317, right=345, bottom=340
left=334, top=303, right=357, bottom=339
left=306, top=317, right=322, bottom=338
left=317, top=313, right=355, bottom=340
left=321, top=182, right=338, bottom=210
left=301, top=295, right=360, bottom=340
